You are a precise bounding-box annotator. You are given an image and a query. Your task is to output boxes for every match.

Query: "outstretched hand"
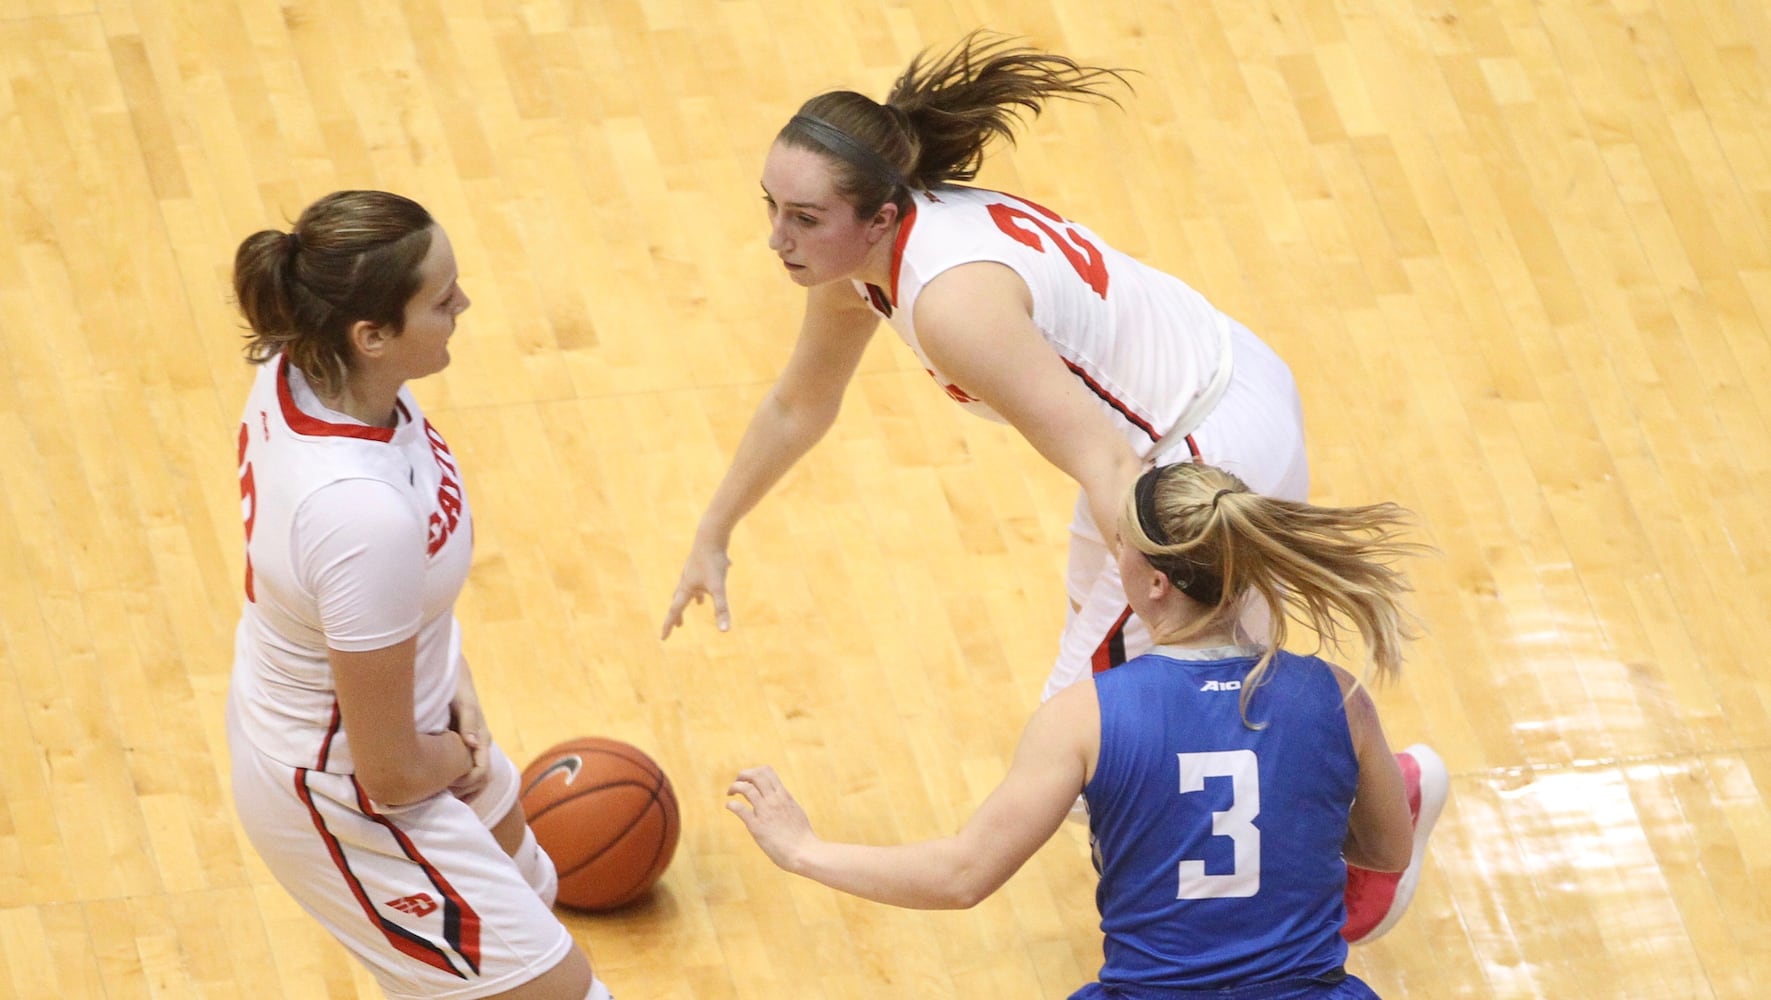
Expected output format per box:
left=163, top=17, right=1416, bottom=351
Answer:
left=727, top=765, right=815, bottom=872
left=660, top=543, right=733, bottom=639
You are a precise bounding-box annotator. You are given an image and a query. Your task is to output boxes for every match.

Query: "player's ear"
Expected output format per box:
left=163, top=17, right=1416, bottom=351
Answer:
left=347, top=318, right=394, bottom=359
left=1145, top=566, right=1174, bottom=603
left=866, top=201, right=899, bottom=242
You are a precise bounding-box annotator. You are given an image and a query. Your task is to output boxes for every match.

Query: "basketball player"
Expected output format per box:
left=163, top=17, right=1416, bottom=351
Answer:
left=661, top=32, right=1442, bottom=942
left=730, top=462, right=1445, bottom=998
left=227, top=191, right=610, bottom=1000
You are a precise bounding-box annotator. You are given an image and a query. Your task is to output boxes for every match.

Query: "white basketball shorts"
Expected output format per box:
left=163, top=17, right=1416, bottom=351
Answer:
left=228, top=707, right=574, bottom=1000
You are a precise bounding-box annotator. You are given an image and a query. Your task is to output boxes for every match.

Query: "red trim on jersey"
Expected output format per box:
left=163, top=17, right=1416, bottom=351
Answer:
left=863, top=282, right=893, bottom=318
left=1092, top=606, right=1138, bottom=674
left=276, top=356, right=396, bottom=442
left=293, top=769, right=467, bottom=979
left=1063, top=360, right=1160, bottom=442
left=886, top=200, right=919, bottom=306
left=353, top=781, right=483, bottom=973
left=1185, top=433, right=1202, bottom=459
left=315, top=701, right=342, bottom=770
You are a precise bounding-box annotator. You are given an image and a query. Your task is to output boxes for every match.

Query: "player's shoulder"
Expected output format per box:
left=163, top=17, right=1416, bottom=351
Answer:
left=907, top=184, right=997, bottom=228
left=1280, top=650, right=1357, bottom=692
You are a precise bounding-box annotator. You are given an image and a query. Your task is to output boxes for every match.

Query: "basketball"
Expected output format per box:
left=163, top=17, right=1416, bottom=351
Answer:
left=518, top=736, right=680, bottom=911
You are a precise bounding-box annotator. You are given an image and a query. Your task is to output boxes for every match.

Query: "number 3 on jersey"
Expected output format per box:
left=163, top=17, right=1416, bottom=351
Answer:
left=1177, top=749, right=1261, bottom=899
left=986, top=200, right=1110, bottom=298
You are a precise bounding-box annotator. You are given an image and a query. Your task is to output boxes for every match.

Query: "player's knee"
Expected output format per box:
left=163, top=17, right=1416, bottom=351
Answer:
left=513, top=824, right=560, bottom=908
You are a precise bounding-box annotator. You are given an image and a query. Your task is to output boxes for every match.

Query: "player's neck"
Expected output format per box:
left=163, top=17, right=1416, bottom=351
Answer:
left=1145, top=607, right=1240, bottom=650
left=1150, top=629, right=1241, bottom=651
left=312, top=373, right=401, bottom=429
left=856, top=221, right=901, bottom=289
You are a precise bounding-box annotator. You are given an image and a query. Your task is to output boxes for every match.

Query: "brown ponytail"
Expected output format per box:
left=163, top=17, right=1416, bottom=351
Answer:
left=777, top=31, right=1129, bottom=217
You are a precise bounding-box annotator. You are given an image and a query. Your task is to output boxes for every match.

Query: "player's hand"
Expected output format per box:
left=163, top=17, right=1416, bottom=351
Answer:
left=448, top=692, right=492, bottom=799
left=660, top=542, right=732, bottom=639
left=727, top=765, right=814, bottom=872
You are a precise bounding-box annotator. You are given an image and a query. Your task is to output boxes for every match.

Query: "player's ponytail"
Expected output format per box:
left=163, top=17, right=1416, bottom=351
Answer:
left=777, top=31, right=1129, bottom=218
left=232, top=190, right=435, bottom=396
left=1121, top=462, right=1428, bottom=725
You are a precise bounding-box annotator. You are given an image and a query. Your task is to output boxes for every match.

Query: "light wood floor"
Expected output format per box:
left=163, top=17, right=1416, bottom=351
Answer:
left=3, top=0, right=1769, bottom=997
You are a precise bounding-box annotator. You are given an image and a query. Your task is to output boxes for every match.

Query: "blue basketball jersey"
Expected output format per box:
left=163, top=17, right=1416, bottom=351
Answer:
left=1084, top=645, right=1359, bottom=990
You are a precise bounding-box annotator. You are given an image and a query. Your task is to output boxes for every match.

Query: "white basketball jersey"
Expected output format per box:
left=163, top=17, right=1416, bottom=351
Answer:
left=853, top=185, right=1232, bottom=455
left=229, top=356, right=474, bottom=773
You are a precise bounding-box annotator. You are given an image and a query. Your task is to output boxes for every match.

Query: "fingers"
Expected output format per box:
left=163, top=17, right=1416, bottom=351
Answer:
left=661, top=585, right=733, bottom=638
left=660, top=588, right=691, bottom=640
left=728, top=766, right=782, bottom=801
left=732, top=765, right=776, bottom=786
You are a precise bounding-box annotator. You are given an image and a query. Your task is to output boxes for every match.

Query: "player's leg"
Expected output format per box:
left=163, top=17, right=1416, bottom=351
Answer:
left=479, top=947, right=602, bottom=1000
left=464, top=745, right=560, bottom=909
left=1041, top=495, right=1152, bottom=703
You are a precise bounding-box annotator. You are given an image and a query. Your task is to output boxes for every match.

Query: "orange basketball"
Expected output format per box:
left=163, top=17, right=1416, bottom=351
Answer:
left=518, top=736, right=680, bottom=911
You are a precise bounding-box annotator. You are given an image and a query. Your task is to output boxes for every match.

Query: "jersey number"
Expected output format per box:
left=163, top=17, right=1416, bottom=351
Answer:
left=1176, top=749, right=1260, bottom=899
left=237, top=421, right=257, bottom=602
left=986, top=201, right=1110, bottom=298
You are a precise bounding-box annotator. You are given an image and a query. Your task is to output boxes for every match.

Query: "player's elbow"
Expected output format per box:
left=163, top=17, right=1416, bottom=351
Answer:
left=918, top=880, right=987, bottom=910
left=946, top=881, right=992, bottom=909
left=936, top=856, right=1007, bottom=910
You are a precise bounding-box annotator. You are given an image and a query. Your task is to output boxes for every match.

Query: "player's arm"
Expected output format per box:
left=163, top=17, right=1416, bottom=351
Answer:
left=1333, top=665, right=1413, bottom=872
left=728, top=680, right=1098, bottom=909
left=662, top=281, right=880, bottom=637
left=333, top=639, right=473, bottom=806
left=300, top=480, right=473, bottom=806
left=913, top=262, right=1144, bottom=549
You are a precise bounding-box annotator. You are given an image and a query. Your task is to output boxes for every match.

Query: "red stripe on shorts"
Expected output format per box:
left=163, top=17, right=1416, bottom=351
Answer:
left=352, top=781, right=484, bottom=973
left=293, top=769, right=467, bottom=979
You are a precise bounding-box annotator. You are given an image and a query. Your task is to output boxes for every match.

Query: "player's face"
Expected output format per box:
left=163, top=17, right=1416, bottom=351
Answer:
left=760, top=142, right=887, bottom=286
left=391, top=225, right=471, bottom=379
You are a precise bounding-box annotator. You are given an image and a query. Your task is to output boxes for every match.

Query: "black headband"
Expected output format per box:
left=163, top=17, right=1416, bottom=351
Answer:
left=1134, top=465, right=1169, bottom=545
left=789, top=114, right=905, bottom=190
left=1133, top=464, right=1226, bottom=606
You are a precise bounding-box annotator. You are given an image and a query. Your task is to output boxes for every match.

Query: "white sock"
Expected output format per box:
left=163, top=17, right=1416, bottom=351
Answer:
left=586, top=975, right=613, bottom=1000
left=513, top=826, right=558, bottom=909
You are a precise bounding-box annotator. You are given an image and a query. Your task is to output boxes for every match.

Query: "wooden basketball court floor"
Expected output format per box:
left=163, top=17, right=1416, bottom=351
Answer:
left=3, top=0, right=1770, bottom=996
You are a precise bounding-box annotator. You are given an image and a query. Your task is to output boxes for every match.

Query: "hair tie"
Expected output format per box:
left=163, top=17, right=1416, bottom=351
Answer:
left=284, top=231, right=301, bottom=253
left=789, top=114, right=905, bottom=190
left=1211, top=488, right=1236, bottom=508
